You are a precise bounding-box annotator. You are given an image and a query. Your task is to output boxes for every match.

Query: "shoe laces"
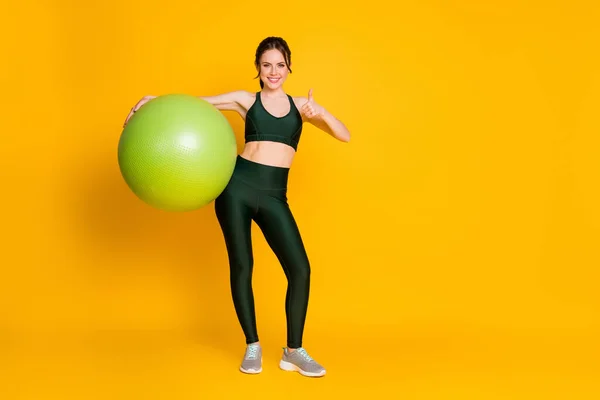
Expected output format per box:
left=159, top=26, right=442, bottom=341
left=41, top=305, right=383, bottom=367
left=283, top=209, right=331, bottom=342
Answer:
left=296, top=348, right=314, bottom=362
left=246, top=344, right=259, bottom=360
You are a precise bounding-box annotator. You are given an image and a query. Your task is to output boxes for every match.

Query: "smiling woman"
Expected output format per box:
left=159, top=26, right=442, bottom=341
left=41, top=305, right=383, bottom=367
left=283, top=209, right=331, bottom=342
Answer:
left=123, top=36, right=350, bottom=378
left=254, top=37, right=293, bottom=90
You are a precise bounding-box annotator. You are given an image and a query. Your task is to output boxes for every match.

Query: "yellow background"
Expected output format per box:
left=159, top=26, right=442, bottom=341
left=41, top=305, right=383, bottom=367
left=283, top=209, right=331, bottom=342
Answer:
left=2, top=0, right=600, bottom=398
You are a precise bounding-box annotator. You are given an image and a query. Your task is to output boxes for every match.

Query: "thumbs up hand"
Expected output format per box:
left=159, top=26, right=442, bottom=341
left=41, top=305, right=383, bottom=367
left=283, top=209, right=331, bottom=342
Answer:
left=300, top=88, right=325, bottom=119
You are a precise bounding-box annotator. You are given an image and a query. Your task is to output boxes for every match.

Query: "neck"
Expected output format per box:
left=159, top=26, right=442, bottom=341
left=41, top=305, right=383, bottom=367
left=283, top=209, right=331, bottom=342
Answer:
left=261, top=86, right=286, bottom=97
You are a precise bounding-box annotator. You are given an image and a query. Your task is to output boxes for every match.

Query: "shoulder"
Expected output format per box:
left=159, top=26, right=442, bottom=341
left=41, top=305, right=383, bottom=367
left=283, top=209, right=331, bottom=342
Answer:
left=292, top=95, right=309, bottom=108
left=235, top=90, right=258, bottom=110
left=234, top=90, right=256, bottom=101
left=291, top=96, right=309, bottom=122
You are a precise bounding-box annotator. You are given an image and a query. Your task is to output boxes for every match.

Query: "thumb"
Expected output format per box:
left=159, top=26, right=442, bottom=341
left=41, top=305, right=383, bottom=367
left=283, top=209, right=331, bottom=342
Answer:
left=308, top=88, right=314, bottom=102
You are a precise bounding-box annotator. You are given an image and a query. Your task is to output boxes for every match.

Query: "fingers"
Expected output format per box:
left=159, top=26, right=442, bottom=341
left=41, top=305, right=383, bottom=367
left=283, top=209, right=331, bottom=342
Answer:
left=301, top=89, right=316, bottom=118
left=301, top=103, right=318, bottom=118
left=301, top=101, right=312, bottom=116
left=123, top=108, right=135, bottom=127
left=123, top=102, right=141, bottom=127
left=123, top=96, right=154, bottom=127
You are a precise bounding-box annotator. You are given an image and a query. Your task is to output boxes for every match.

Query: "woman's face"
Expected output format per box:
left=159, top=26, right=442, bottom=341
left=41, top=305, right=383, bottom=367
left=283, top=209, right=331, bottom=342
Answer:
left=259, top=49, right=290, bottom=90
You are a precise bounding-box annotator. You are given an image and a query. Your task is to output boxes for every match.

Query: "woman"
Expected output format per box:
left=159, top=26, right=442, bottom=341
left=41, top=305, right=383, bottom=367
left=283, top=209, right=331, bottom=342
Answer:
left=124, top=37, right=351, bottom=377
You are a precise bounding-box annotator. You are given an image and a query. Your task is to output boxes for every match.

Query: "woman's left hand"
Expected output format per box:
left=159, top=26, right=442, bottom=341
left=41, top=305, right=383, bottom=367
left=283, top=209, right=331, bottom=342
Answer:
left=301, top=89, right=325, bottom=119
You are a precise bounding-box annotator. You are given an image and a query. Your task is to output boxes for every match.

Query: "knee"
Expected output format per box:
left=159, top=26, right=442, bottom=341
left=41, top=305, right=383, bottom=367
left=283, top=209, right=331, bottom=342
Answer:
left=230, top=256, right=254, bottom=280
left=289, top=261, right=311, bottom=283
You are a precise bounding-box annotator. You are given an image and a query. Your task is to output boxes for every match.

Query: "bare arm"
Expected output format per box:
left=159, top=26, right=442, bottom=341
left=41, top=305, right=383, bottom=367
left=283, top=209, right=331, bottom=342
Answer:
left=198, top=90, right=253, bottom=113
left=123, top=91, right=253, bottom=126
left=306, top=108, right=351, bottom=142
left=295, top=92, right=351, bottom=142
left=211, top=100, right=247, bottom=120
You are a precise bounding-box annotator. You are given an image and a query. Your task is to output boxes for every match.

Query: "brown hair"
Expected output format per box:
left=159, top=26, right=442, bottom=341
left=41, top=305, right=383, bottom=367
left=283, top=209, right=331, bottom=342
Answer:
left=254, top=37, right=292, bottom=89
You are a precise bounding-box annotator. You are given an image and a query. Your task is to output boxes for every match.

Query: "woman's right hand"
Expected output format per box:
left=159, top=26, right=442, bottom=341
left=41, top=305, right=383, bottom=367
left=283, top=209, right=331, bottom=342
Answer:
left=123, top=95, right=156, bottom=127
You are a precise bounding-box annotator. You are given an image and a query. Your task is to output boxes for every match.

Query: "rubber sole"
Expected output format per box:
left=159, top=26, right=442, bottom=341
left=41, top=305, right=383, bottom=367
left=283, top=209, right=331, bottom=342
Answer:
left=239, top=357, right=262, bottom=374
left=239, top=366, right=262, bottom=374
left=279, top=360, right=326, bottom=377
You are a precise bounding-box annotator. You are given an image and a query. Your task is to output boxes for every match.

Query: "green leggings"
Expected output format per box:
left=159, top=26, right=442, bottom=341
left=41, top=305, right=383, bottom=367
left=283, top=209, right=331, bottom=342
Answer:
left=214, top=155, right=310, bottom=349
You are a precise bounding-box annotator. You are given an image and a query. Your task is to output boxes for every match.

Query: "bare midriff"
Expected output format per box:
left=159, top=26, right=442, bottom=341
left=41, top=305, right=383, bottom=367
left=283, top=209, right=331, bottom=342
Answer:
left=240, top=141, right=296, bottom=168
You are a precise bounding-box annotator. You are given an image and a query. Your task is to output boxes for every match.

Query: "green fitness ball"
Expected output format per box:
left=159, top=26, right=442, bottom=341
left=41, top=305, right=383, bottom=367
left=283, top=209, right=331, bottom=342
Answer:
left=118, top=94, right=237, bottom=212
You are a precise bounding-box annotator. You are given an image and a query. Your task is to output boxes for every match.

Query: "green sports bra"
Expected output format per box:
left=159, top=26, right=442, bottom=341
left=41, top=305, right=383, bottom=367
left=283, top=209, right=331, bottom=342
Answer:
left=244, top=92, right=303, bottom=151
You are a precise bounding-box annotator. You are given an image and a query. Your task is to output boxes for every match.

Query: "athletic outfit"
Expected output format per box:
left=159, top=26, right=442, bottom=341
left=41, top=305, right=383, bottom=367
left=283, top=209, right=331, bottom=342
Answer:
left=214, top=92, right=325, bottom=376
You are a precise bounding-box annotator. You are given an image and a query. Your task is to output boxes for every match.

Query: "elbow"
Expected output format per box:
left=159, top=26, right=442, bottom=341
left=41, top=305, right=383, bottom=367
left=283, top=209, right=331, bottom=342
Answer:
left=327, top=128, right=350, bottom=143
left=339, top=130, right=351, bottom=143
left=338, top=123, right=351, bottom=143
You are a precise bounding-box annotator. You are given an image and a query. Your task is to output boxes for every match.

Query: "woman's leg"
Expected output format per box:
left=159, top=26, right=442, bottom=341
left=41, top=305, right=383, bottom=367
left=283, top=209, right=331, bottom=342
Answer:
left=253, top=195, right=311, bottom=349
left=255, top=194, right=326, bottom=377
left=214, top=180, right=259, bottom=345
